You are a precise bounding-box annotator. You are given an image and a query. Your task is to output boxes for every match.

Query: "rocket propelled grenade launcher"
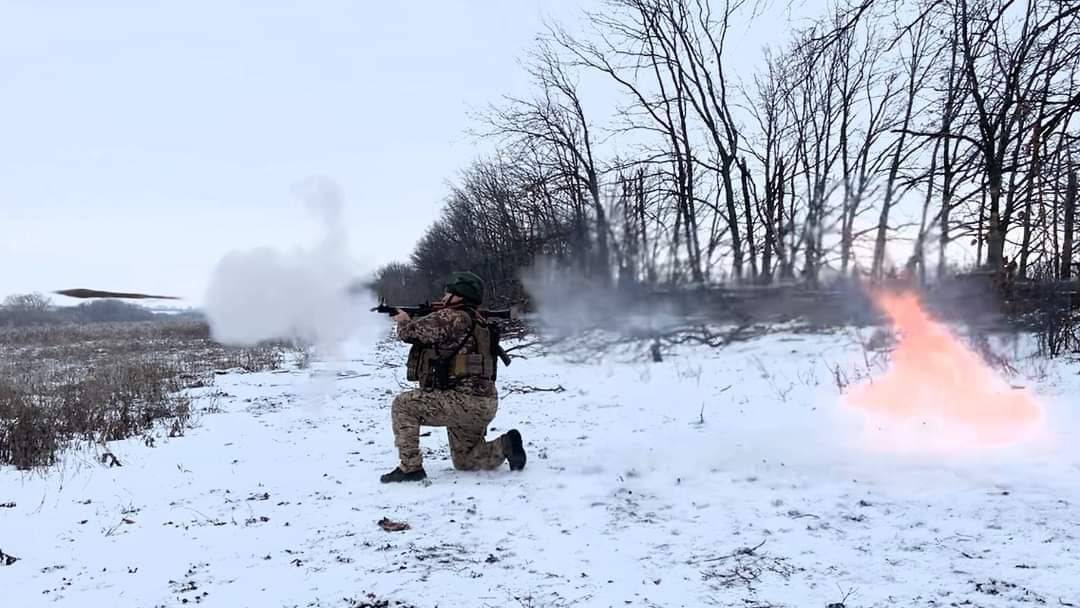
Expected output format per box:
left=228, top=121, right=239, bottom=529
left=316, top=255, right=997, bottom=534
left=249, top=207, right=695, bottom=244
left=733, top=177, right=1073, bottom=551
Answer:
left=370, top=300, right=518, bottom=320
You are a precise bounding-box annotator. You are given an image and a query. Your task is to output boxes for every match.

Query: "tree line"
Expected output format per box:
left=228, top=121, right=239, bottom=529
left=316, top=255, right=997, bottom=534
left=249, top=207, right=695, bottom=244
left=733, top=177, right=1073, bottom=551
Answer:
left=0, top=293, right=192, bottom=326
left=373, top=0, right=1080, bottom=306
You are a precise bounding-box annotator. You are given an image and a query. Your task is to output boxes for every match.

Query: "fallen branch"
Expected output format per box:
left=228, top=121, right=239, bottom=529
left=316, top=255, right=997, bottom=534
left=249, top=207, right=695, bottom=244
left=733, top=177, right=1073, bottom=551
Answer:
left=691, top=539, right=768, bottom=564
left=334, top=373, right=372, bottom=381
left=656, top=323, right=763, bottom=349
left=503, top=384, right=566, bottom=395
left=502, top=341, right=544, bottom=354
left=698, top=542, right=798, bottom=591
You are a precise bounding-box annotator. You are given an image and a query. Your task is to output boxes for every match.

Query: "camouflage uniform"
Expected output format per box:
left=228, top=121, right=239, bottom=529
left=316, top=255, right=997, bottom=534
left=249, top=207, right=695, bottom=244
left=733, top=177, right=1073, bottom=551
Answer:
left=392, top=307, right=507, bottom=473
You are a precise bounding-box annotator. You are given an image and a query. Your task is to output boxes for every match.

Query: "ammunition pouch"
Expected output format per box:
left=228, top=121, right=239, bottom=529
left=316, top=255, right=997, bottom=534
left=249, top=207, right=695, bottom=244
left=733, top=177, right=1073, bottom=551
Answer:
left=405, top=345, right=455, bottom=390
left=405, top=344, right=434, bottom=384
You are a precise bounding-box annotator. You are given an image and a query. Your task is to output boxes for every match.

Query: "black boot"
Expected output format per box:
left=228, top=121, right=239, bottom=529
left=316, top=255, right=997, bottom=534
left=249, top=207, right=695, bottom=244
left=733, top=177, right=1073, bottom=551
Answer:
left=502, top=429, right=527, bottom=471
left=380, top=466, right=427, bottom=483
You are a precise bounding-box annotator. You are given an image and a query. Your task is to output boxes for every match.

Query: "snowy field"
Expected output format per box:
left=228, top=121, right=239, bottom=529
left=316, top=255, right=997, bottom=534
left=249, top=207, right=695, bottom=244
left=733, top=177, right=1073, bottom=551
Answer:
left=2, top=326, right=1079, bottom=607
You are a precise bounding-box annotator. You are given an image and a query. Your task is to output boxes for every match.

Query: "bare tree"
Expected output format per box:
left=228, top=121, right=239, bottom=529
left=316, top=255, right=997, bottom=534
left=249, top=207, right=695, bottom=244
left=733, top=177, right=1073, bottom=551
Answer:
left=954, top=0, right=1080, bottom=270
left=549, top=0, right=771, bottom=283
left=0, top=292, right=54, bottom=326
left=828, top=12, right=899, bottom=277
left=385, top=0, right=1080, bottom=303
left=870, top=13, right=939, bottom=278
left=778, top=24, right=850, bottom=283
left=811, top=0, right=1080, bottom=280
left=2, top=293, right=52, bottom=311
left=481, top=40, right=612, bottom=283
left=744, top=49, right=794, bottom=282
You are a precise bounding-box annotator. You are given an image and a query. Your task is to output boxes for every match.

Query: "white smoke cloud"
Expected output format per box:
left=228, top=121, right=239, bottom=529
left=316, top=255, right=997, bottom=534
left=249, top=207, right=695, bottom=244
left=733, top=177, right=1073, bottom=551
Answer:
left=202, top=176, right=374, bottom=355
left=519, top=257, right=680, bottom=340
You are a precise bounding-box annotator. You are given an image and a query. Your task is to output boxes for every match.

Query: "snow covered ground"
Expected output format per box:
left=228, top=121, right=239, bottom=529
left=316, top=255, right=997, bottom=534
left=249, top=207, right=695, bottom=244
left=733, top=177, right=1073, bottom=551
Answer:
left=2, top=326, right=1079, bottom=607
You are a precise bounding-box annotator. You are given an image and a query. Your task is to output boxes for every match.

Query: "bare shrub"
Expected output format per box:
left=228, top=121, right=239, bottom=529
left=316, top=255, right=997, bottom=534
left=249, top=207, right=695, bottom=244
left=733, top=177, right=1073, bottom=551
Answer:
left=1031, top=287, right=1080, bottom=358
left=697, top=541, right=799, bottom=594
left=0, top=381, right=59, bottom=469
left=0, top=319, right=299, bottom=469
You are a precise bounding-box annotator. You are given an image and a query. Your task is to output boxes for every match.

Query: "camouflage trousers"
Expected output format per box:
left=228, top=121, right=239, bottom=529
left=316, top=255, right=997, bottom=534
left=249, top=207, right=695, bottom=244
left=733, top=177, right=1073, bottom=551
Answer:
left=391, top=388, right=506, bottom=473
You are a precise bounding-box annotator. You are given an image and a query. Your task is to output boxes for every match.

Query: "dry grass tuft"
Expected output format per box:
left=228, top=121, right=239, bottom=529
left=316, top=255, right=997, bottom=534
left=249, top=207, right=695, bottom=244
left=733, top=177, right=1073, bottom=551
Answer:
left=0, top=319, right=299, bottom=469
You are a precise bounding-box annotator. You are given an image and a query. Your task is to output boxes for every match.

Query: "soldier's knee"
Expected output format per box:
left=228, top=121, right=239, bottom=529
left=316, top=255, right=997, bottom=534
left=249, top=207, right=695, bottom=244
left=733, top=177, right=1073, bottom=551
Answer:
left=391, top=392, right=413, bottom=414
left=450, top=453, right=477, bottom=471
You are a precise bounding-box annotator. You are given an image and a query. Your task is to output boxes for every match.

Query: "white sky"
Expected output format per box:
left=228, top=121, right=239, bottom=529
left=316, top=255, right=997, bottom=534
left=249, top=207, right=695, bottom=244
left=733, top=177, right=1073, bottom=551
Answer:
left=1, top=0, right=826, bottom=306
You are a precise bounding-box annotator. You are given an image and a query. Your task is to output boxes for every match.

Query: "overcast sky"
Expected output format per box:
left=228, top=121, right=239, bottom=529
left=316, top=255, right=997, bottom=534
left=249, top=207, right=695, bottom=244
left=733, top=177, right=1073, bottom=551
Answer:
left=1, top=1, right=814, bottom=305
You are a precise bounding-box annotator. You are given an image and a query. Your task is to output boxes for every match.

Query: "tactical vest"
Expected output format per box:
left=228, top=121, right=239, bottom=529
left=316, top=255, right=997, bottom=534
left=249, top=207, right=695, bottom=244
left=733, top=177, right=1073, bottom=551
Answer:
left=406, top=310, right=499, bottom=389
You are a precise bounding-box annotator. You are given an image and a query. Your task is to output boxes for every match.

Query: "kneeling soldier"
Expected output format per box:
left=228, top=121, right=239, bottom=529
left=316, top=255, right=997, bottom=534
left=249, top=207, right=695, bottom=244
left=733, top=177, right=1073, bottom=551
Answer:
left=382, top=271, right=526, bottom=483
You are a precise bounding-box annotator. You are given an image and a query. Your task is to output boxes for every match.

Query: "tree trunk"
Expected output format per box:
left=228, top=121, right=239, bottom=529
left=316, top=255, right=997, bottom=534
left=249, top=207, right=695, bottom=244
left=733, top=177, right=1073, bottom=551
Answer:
left=636, top=171, right=654, bottom=285
left=938, top=188, right=951, bottom=279
left=986, top=167, right=1005, bottom=269
left=721, top=157, right=743, bottom=282
left=761, top=160, right=777, bottom=284
left=938, top=27, right=960, bottom=281
left=775, top=159, right=789, bottom=280
left=1063, top=171, right=1077, bottom=280
left=739, top=159, right=759, bottom=282
left=976, top=187, right=986, bottom=266
left=588, top=177, right=611, bottom=284
left=1018, top=125, right=1041, bottom=278
left=872, top=117, right=914, bottom=279
left=914, top=138, right=942, bottom=286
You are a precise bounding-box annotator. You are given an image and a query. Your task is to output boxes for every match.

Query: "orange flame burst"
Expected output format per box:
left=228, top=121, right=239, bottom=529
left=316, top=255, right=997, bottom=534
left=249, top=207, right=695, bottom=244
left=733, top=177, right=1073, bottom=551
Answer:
left=843, top=289, right=1044, bottom=453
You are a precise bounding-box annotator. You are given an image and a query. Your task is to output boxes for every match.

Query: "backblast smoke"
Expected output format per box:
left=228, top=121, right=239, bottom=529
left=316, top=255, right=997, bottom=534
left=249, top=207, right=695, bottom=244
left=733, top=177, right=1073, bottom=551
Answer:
left=202, top=176, right=372, bottom=356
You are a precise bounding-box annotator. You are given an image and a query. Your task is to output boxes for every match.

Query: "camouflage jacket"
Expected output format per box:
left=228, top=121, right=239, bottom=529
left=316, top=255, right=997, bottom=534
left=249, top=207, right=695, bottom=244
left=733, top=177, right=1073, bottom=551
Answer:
left=396, top=306, right=496, bottom=397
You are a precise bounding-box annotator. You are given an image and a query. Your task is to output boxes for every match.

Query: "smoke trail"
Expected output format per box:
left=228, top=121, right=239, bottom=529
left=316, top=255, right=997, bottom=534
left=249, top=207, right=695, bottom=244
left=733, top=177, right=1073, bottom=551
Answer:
left=518, top=257, right=680, bottom=339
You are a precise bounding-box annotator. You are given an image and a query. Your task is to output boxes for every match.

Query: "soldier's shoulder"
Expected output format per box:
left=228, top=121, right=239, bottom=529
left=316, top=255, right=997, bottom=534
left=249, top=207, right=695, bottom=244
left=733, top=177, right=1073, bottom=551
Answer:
left=418, top=306, right=459, bottom=325
left=435, top=307, right=472, bottom=321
